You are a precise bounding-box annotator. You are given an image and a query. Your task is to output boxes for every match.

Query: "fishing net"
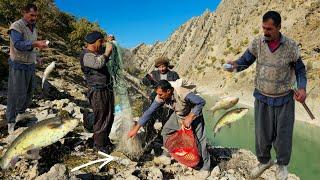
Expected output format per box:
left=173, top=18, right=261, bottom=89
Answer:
left=164, top=128, right=200, bottom=167
left=107, top=41, right=143, bottom=157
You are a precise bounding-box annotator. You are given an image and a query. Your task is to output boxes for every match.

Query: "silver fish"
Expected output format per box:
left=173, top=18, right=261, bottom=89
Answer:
left=42, top=61, right=55, bottom=89
left=209, top=96, right=239, bottom=113
left=213, top=108, right=248, bottom=136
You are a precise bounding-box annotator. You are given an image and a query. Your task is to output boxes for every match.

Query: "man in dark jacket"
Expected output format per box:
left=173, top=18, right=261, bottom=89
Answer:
left=142, top=57, right=180, bottom=101
left=79, top=31, right=114, bottom=153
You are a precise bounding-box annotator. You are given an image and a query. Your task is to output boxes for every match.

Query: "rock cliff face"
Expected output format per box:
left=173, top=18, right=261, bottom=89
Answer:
left=126, top=0, right=320, bottom=121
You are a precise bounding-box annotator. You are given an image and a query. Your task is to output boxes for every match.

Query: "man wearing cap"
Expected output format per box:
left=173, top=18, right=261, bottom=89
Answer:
left=6, top=3, right=48, bottom=134
left=142, top=57, right=180, bottom=100
left=79, top=31, right=114, bottom=153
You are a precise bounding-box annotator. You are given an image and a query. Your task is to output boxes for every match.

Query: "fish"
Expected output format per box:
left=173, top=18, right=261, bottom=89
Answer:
left=213, top=108, right=249, bottom=136
left=0, top=117, right=79, bottom=170
left=209, top=96, right=239, bottom=113
left=42, top=61, right=56, bottom=89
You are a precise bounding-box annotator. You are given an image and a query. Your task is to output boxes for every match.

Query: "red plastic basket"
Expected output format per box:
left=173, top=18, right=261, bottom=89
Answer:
left=164, top=128, right=200, bottom=167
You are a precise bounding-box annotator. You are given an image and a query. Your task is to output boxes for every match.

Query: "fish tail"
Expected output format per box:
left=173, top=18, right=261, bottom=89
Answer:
left=0, top=158, right=8, bottom=170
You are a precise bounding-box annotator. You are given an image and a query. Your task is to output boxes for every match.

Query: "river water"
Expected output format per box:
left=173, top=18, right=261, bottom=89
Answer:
left=203, top=95, right=320, bottom=180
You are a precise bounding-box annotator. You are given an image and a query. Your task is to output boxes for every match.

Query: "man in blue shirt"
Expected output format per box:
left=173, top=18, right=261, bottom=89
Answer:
left=6, top=3, right=48, bottom=134
left=225, top=11, right=307, bottom=180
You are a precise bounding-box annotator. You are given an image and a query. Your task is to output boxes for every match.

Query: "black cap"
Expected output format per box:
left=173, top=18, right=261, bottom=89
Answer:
left=84, top=31, right=104, bottom=44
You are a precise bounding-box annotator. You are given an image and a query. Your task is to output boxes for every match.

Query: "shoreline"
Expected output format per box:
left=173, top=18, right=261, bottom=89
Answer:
left=197, top=85, right=320, bottom=127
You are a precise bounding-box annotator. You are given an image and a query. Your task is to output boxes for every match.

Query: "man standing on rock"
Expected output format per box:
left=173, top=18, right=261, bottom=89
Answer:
left=128, top=80, right=211, bottom=178
left=225, top=11, right=307, bottom=180
left=80, top=31, right=114, bottom=153
left=6, top=4, right=48, bottom=134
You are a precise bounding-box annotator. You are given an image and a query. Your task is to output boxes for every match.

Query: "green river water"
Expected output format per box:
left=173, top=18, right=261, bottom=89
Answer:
left=203, top=95, right=320, bottom=180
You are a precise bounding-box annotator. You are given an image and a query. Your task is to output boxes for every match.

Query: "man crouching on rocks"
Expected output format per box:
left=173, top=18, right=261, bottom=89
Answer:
left=80, top=31, right=115, bottom=153
left=128, top=80, right=211, bottom=178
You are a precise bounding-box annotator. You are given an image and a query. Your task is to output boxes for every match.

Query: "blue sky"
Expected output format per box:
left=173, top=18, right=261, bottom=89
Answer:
left=55, top=0, right=221, bottom=48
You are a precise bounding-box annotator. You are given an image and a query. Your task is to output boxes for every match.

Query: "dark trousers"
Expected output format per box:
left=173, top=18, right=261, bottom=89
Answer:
left=6, top=67, right=35, bottom=123
left=254, top=98, right=295, bottom=165
left=161, top=113, right=211, bottom=170
left=88, top=88, right=115, bottom=148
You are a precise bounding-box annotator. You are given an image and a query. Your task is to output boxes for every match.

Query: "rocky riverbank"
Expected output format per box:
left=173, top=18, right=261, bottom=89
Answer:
left=0, top=72, right=300, bottom=179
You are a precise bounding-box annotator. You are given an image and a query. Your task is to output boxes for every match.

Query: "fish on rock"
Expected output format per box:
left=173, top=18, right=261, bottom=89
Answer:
left=209, top=96, right=239, bottom=113
left=213, top=108, right=248, bottom=136
left=0, top=117, right=79, bottom=169
left=42, top=61, right=56, bottom=89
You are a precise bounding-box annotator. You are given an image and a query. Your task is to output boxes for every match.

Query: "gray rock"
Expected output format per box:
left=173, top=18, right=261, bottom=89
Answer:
left=35, top=164, right=68, bottom=180
left=226, top=174, right=237, bottom=180
left=126, top=175, right=139, bottom=180
left=148, top=167, right=163, bottom=179
left=227, top=169, right=235, bottom=174
left=211, top=165, right=221, bottom=177
left=153, top=155, right=171, bottom=165
left=26, top=165, right=38, bottom=180
left=36, top=109, right=49, bottom=121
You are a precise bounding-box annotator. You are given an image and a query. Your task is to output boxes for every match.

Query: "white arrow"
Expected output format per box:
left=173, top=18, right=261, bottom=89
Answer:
left=70, top=151, right=115, bottom=172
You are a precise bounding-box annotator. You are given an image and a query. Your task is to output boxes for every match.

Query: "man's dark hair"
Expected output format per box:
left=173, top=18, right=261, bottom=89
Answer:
left=263, top=11, right=281, bottom=27
left=155, top=80, right=173, bottom=91
left=22, top=3, right=38, bottom=12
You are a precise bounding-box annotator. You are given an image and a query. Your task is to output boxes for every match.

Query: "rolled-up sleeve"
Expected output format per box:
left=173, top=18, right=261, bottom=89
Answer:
left=185, top=93, right=205, bottom=116
left=9, top=29, right=33, bottom=51
left=236, top=49, right=256, bottom=72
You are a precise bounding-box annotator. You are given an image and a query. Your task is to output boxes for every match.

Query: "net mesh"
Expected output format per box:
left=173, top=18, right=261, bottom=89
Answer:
left=108, top=41, right=142, bottom=157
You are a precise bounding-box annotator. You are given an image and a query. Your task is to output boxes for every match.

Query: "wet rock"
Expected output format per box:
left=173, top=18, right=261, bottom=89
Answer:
left=35, top=164, right=68, bottom=180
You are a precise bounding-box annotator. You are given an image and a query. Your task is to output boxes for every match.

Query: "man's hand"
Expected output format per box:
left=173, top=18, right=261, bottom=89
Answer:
left=104, top=42, right=113, bottom=57
left=127, top=124, right=141, bottom=138
left=294, top=88, right=307, bottom=103
left=224, top=60, right=238, bottom=72
left=36, top=58, right=44, bottom=65
left=33, top=40, right=48, bottom=50
left=182, top=113, right=196, bottom=129
left=106, top=35, right=115, bottom=42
